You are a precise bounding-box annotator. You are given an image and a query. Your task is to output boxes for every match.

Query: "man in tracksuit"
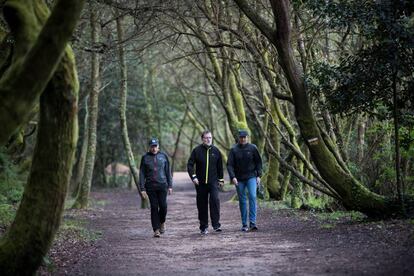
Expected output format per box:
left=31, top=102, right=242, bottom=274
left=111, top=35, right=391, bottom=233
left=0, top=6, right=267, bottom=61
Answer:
left=139, top=138, right=172, bottom=238
left=187, top=130, right=224, bottom=234
left=227, top=130, right=262, bottom=232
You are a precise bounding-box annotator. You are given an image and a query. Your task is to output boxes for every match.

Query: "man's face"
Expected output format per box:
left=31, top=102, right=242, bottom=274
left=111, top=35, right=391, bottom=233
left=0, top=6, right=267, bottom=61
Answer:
left=150, top=145, right=159, bottom=154
left=202, top=133, right=213, bottom=146
left=238, top=136, right=248, bottom=145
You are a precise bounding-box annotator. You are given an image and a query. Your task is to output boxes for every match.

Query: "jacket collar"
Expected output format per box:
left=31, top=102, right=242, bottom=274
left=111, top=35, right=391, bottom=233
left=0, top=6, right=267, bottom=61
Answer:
left=202, top=143, right=212, bottom=149
left=237, top=143, right=249, bottom=148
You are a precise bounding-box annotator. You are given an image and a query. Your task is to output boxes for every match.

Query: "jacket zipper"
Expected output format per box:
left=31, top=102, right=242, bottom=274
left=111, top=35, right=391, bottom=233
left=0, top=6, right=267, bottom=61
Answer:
left=153, top=154, right=157, bottom=183
left=205, top=147, right=210, bottom=183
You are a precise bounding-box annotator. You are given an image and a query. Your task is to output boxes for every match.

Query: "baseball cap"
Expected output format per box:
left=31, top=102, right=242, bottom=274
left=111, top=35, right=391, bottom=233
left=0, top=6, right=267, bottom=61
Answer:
left=148, top=138, right=159, bottom=146
left=238, top=129, right=249, bottom=137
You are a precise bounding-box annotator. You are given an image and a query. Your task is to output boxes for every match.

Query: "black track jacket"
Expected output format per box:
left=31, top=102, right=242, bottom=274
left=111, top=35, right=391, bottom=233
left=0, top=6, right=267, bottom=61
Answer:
left=227, top=143, right=262, bottom=181
left=139, top=151, right=172, bottom=191
left=187, top=144, right=224, bottom=184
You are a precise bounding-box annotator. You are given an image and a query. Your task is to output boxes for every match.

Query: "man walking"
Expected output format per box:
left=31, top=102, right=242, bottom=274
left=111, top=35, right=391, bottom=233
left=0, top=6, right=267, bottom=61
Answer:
left=227, top=130, right=262, bottom=232
left=139, top=138, right=172, bottom=238
left=187, top=130, right=224, bottom=234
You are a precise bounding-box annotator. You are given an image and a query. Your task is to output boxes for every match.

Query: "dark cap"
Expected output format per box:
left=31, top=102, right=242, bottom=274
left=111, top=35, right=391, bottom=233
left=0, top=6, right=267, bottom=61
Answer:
left=148, top=138, right=159, bottom=146
left=238, top=129, right=249, bottom=137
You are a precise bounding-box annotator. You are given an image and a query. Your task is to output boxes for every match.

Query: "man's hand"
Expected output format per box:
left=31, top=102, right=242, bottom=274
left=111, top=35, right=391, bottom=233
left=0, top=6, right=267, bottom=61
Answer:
left=232, top=178, right=238, bottom=186
left=218, top=180, right=225, bottom=188
left=168, top=188, right=173, bottom=195
left=192, top=178, right=199, bottom=185
left=141, top=191, right=148, bottom=200
left=256, top=177, right=261, bottom=185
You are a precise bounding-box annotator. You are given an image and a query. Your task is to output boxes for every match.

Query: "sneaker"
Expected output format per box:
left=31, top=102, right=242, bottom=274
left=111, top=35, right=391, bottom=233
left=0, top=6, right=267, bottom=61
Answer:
left=249, top=224, right=258, bottom=231
left=200, top=228, right=209, bottom=235
left=160, top=223, right=166, bottom=234
left=153, top=229, right=161, bottom=238
left=214, top=227, right=222, bottom=232
left=241, top=225, right=249, bottom=232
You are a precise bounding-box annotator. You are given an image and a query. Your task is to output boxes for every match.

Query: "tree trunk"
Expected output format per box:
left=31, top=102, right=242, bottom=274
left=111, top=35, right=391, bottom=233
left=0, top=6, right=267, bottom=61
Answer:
left=0, top=0, right=83, bottom=146
left=71, top=99, right=89, bottom=198
left=234, top=0, right=405, bottom=217
left=72, top=3, right=100, bottom=209
left=266, top=99, right=282, bottom=199
left=0, top=0, right=83, bottom=274
left=143, top=66, right=158, bottom=139
left=392, top=62, right=404, bottom=213
left=291, top=159, right=304, bottom=208
left=0, top=51, right=79, bottom=275
left=92, top=141, right=107, bottom=187
left=171, top=108, right=188, bottom=175
left=280, top=170, right=291, bottom=201
left=357, top=115, right=366, bottom=163
left=115, top=13, right=148, bottom=206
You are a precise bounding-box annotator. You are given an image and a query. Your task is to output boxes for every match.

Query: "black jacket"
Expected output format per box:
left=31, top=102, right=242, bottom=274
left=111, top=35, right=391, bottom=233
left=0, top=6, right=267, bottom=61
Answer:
left=187, top=144, right=224, bottom=184
left=227, top=143, right=262, bottom=181
left=139, top=151, right=172, bottom=191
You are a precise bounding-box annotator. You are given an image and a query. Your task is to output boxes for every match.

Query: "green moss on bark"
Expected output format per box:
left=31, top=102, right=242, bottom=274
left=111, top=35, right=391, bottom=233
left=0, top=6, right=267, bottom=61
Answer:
left=0, top=0, right=83, bottom=273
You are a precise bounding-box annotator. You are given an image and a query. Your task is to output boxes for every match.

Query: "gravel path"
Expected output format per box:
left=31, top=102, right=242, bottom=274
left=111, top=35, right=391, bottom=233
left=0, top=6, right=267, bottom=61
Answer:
left=56, top=172, right=414, bottom=275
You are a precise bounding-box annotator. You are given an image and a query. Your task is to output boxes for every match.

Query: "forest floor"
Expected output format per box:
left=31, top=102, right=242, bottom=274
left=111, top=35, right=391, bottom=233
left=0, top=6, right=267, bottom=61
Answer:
left=41, top=172, right=414, bottom=275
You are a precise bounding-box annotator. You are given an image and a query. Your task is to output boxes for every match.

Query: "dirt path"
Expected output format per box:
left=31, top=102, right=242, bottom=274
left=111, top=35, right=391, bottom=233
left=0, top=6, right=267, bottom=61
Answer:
left=58, top=172, right=414, bottom=275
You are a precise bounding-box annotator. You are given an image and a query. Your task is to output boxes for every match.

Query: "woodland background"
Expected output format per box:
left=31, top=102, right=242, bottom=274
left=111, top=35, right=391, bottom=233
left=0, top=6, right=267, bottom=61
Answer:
left=0, top=0, right=413, bottom=274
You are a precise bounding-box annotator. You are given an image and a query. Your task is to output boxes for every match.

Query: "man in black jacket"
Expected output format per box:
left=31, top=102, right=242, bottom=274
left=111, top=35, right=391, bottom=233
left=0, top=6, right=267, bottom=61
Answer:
left=139, top=138, right=172, bottom=238
left=227, top=130, right=262, bottom=232
left=187, top=130, right=224, bottom=234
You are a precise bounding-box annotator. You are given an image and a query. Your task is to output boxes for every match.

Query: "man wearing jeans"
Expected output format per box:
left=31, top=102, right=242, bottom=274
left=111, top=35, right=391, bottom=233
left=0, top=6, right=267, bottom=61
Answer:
left=227, top=130, right=263, bottom=232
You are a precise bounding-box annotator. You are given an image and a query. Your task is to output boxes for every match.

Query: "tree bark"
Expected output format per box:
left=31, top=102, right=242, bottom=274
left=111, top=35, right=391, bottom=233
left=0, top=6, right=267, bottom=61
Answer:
left=0, top=0, right=84, bottom=146
left=0, top=0, right=83, bottom=274
left=71, top=98, right=89, bottom=198
left=266, top=98, right=282, bottom=199
left=115, top=12, right=148, bottom=206
left=171, top=108, right=188, bottom=175
left=72, top=3, right=100, bottom=209
left=357, top=115, right=366, bottom=163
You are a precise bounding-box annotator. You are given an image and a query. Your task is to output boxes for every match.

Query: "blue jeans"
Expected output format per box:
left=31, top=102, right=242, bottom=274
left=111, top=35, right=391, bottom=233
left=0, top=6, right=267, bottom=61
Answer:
left=236, top=177, right=257, bottom=226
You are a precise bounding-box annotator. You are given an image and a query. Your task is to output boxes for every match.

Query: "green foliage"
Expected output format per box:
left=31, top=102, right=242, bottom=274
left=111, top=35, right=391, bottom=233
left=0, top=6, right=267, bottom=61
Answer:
left=316, top=211, right=366, bottom=222
left=0, top=149, right=25, bottom=204
left=320, top=223, right=334, bottom=229
left=59, top=219, right=102, bottom=242
left=0, top=204, right=16, bottom=226
left=260, top=200, right=291, bottom=210
left=345, top=120, right=414, bottom=195
left=0, top=149, right=27, bottom=228
left=304, top=0, right=414, bottom=198
left=400, top=126, right=414, bottom=152
left=306, top=0, right=414, bottom=123
left=104, top=174, right=131, bottom=188
left=305, top=195, right=331, bottom=210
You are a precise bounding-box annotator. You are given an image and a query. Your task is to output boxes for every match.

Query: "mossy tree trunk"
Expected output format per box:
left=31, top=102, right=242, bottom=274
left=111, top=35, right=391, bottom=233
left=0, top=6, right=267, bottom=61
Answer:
left=0, top=0, right=84, bottom=273
left=0, top=0, right=83, bottom=146
left=266, top=101, right=283, bottom=199
left=72, top=3, right=100, bottom=209
left=291, top=158, right=304, bottom=208
left=71, top=99, right=89, bottom=198
left=115, top=13, right=148, bottom=207
left=234, top=0, right=406, bottom=217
